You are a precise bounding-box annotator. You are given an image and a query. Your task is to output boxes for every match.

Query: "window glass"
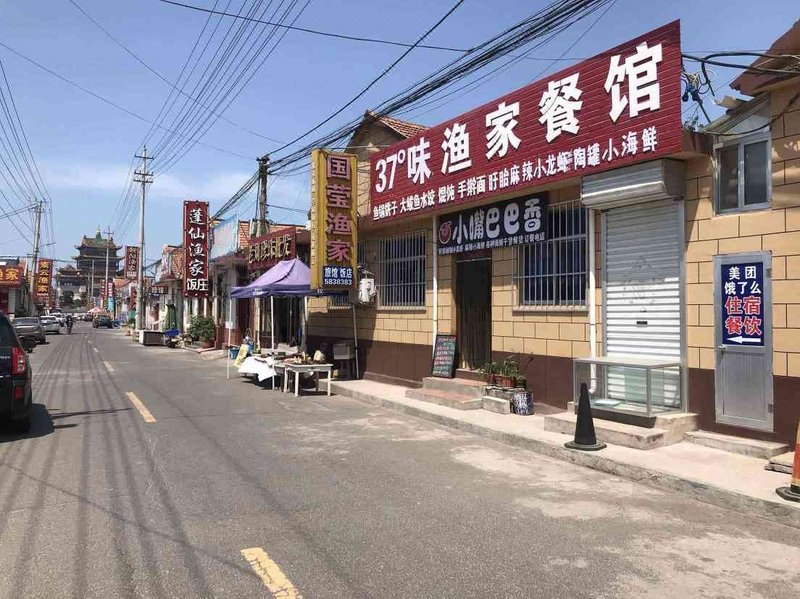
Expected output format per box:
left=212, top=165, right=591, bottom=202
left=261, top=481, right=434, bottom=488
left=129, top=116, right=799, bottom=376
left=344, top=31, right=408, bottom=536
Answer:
left=718, top=145, right=739, bottom=211
left=377, top=231, right=426, bottom=307
left=515, top=200, right=587, bottom=307
left=744, top=141, right=768, bottom=206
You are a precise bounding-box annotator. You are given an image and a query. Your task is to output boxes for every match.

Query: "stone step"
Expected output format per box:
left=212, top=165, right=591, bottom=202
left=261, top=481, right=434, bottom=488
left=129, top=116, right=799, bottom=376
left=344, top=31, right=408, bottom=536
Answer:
left=566, top=402, right=698, bottom=436
left=544, top=412, right=671, bottom=450
left=482, top=396, right=511, bottom=414
left=765, top=451, right=795, bottom=474
left=684, top=430, right=789, bottom=460
left=421, top=376, right=485, bottom=399
left=405, top=388, right=483, bottom=410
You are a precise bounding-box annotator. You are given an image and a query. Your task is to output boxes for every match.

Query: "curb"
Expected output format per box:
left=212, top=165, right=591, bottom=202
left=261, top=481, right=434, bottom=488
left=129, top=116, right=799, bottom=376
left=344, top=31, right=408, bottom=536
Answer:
left=332, top=382, right=800, bottom=530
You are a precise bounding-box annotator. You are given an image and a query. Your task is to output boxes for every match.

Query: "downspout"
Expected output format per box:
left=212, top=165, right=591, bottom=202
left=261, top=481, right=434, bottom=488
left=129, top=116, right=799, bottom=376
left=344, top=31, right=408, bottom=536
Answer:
left=588, top=208, right=597, bottom=394
left=432, top=215, right=438, bottom=356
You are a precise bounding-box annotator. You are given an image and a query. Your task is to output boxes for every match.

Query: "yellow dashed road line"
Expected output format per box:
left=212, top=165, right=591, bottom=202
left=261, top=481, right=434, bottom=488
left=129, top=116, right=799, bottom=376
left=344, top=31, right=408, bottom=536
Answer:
left=125, top=391, right=156, bottom=423
left=241, top=547, right=302, bottom=598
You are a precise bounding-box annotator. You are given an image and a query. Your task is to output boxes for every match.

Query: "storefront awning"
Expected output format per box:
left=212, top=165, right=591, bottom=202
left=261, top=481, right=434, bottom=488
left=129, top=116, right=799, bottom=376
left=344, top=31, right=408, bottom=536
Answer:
left=230, top=258, right=328, bottom=298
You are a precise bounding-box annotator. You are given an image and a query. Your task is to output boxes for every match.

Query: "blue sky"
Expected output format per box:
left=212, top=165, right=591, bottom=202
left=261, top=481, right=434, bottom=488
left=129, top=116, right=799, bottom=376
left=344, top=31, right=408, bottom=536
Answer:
left=0, top=0, right=795, bottom=266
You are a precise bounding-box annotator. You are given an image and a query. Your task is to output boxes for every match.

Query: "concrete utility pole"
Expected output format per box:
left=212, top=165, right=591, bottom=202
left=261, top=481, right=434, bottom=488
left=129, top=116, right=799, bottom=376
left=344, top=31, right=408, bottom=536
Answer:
left=103, top=226, right=113, bottom=316
left=28, top=199, right=43, bottom=315
left=256, top=155, right=269, bottom=237
left=133, top=147, right=153, bottom=330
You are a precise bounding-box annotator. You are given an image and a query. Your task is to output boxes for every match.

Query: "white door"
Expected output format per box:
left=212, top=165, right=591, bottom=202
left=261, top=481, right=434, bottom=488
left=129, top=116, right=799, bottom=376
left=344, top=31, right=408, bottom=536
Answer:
left=604, top=200, right=682, bottom=410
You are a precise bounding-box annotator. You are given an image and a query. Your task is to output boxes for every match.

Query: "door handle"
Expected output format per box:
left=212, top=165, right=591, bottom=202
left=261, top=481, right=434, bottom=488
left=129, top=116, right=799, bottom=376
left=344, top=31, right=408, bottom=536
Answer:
left=717, top=345, right=726, bottom=352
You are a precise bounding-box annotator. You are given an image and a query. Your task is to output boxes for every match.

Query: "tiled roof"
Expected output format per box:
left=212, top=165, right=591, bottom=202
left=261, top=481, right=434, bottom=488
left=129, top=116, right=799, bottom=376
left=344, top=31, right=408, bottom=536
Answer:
left=731, top=19, right=800, bottom=96
left=370, top=111, right=427, bottom=138
left=78, top=230, right=120, bottom=249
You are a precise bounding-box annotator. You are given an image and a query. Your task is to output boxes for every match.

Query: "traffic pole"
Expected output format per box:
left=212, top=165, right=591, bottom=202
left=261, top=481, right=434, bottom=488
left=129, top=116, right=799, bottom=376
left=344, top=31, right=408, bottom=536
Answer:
left=776, top=420, right=800, bottom=503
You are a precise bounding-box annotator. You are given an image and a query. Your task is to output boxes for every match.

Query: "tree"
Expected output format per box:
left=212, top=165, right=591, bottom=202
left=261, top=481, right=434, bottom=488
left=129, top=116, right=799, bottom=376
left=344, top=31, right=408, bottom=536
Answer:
left=61, top=290, right=74, bottom=307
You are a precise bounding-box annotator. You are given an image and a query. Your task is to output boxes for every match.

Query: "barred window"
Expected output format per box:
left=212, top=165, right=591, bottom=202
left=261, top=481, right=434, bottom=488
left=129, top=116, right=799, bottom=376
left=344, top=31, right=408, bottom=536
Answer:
left=513, top=200, right=587, bottom=307
left=377, top=230, right=426, bottom=308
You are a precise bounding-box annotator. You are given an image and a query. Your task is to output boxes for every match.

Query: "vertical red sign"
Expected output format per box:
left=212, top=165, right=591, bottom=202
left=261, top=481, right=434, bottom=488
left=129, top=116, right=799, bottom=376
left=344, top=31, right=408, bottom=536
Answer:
left=35, top=259, right=53, bottom=303
left=125, top=246, right=140, bottom=279
left=183, top=200, right=210, bottom=298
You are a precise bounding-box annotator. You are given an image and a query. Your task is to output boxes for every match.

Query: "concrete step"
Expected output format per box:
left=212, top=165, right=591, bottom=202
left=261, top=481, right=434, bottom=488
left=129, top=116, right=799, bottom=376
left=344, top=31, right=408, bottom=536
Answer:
left=566, top=402, right=698, bottom=436
left=421, top=376, right=485, bottom=399
left=684, top=430, right=789, bottom=460
left=765, top=451, right=795, bottom=474
left=544, top=412, right=671, bottom=450
left=482, top=396, right=511, bottom=414
left=405, top=388, right=482, bottom=410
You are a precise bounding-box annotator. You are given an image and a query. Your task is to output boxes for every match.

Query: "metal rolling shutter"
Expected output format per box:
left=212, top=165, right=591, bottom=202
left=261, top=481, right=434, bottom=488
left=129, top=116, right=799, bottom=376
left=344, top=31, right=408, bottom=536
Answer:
left=604, top=199, right=681, bottom=408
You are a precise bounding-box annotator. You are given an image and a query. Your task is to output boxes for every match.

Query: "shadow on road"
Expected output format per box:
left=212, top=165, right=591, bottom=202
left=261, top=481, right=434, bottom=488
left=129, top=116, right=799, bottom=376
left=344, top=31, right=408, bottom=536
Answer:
left=0, top=404, right=54, bottom=442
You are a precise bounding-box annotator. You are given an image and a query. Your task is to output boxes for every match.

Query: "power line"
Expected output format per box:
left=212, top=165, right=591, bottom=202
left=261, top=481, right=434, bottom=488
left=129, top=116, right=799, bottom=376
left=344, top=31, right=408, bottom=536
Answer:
left=269, top=0, right=464, bottom=155
left=0, top=39, right=252, bottom=161
left=67, top=0, right=284, bottom=145
left=160, top=0, right=468, bottom=52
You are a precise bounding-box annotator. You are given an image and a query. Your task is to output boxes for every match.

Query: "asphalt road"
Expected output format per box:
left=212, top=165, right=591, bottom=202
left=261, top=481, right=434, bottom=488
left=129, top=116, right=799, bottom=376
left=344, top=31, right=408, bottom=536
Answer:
left=1, top=323, right=799, bottom=598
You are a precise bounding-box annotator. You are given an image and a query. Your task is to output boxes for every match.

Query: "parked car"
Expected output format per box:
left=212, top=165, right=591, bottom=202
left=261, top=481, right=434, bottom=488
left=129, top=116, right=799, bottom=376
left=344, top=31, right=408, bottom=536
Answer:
left=40, top=316, right=61, bottom=335
left=93, top=315, right=112, bottom=329
left=0, top=311, right=33, bottom=432
left=12, top=317, right=46, bottom=344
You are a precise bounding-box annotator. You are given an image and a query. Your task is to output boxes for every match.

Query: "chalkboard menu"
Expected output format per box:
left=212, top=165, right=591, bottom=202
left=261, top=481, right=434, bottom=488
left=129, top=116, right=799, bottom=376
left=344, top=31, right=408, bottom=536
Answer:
left=512, top=391, right=533, bottom=415
left=431, top=334, right=457, bottom=378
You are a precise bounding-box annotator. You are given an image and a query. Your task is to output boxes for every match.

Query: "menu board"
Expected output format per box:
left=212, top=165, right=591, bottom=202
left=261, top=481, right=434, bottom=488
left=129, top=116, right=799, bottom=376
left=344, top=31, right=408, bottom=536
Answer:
left=431, top=334, right=457, bottom=378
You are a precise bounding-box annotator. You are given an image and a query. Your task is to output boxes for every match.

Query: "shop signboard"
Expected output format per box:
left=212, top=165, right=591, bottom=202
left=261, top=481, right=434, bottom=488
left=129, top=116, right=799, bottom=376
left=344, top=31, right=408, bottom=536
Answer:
left=149, top=285, right=168, bottom=297
left=35, top=259, right=53, bottom=301
left=106, top=279, right=115, bottom=312
left=721, top=262, right=764, bottom=346
left=0, top=266, right=23, bottom=287
left=210, top=214, right=240, bottom=261
left=437, top=195, right=546, bottom=255
left=310, top=149, right=358, bottom=289
left=370, top=21, right=682, bottom=222
left=183, top=200, right=210, bottom=298
left=431, top=334, right=457, bottom=378
left=248, top=228, right=296, bottom=271
left=124, top=246, right=140, bottom=279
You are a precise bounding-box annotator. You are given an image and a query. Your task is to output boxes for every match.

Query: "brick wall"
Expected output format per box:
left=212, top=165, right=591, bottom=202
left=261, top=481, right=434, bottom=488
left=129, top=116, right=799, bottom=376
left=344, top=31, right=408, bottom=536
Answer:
left=684, top=84, right=800, bottom=378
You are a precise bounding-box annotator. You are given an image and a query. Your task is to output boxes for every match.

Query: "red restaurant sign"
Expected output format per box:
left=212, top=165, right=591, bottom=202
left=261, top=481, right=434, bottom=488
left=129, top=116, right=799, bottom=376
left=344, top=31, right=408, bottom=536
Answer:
left=35, top=259, right=53, bottom=301
left=370, top=21, right=682, bottom=222
left=0, top=266, right=23, bottom=288
left=183, top=200, right=210, bottom=298
left=248, top=228, right=297, bottom=271
left=125, top=245, right=140, bottom=279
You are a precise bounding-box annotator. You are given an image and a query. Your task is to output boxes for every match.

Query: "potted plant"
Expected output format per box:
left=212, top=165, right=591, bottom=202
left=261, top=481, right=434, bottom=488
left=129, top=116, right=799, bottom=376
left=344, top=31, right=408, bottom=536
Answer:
left=188, top=315, right=216, bottom=348
left=515, top=374, right=527, bottom=389
left=480, top=361, right=499, bottom=385
left=497, top=358, right=519, bottom=388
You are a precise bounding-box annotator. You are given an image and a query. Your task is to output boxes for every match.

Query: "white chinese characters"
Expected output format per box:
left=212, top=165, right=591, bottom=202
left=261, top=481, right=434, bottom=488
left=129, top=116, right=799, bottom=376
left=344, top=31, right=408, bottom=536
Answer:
left=485, top=101, right=521, bottom=159
left=538, top=74, right=583, bottom=142
left=441, top=122, right=472, bottom=173
left=605, top=42, right=663, bottom=122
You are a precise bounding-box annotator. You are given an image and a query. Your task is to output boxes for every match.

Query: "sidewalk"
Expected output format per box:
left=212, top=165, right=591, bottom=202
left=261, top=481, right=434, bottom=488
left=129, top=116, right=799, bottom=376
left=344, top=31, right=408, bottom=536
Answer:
left=330, top=378, right=800, bottom=529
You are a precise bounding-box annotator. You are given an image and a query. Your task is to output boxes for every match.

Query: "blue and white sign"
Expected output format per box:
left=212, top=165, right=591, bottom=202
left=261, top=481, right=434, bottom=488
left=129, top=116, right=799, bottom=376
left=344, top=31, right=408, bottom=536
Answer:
left=721, top=261, right=763, bottom=346
left=323, top=266, right=354, bottom=287
left=209, top=214, right=240, bottom=260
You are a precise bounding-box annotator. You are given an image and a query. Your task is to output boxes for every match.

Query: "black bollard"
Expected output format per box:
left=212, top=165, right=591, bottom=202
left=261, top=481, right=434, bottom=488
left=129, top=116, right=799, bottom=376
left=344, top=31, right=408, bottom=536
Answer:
left=565, top=383, right=606, bottom=451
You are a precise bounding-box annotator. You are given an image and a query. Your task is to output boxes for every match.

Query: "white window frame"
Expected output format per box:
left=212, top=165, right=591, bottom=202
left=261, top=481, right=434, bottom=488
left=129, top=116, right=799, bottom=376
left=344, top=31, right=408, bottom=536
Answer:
left=513, top=199, right=588, bottom=310
left=375, top=230, right=426, bottom=309
left=714, top=132, right=771, bottom=214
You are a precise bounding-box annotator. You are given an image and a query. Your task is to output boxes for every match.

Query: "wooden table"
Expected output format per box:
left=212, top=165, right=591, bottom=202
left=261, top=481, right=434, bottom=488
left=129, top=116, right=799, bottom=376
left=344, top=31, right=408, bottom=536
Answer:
left=282, top=363, right=333, bottom=397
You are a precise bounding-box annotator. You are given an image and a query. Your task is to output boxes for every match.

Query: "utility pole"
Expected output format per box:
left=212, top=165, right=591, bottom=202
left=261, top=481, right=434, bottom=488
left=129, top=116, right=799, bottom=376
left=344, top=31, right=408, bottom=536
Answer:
left=103, top=225, right=113, bottom=316
left=256, top=155, right=269, bottom=237
left=133, top=147, right=153, bottom=331
left=28, top=199, right=43, bottom=316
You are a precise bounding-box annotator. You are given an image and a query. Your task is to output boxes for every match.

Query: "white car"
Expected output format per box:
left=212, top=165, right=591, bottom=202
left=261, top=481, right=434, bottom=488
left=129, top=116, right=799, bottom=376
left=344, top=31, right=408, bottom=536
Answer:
left=40, top=316, right=61, bottom=334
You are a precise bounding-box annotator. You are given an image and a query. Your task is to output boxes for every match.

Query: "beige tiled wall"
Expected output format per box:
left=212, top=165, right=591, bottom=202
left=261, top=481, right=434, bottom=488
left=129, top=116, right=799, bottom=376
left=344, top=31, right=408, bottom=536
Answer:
left=685, top=85, right=800, bottom=376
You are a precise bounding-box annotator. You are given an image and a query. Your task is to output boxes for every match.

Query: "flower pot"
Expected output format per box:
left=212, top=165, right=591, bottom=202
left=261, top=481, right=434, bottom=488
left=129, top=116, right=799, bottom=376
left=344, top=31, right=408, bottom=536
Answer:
left=199, top=339, right=214, bottom=349
left=497, top=375, right=514, bottom=388
left=485, top=373, right=496, bottom=385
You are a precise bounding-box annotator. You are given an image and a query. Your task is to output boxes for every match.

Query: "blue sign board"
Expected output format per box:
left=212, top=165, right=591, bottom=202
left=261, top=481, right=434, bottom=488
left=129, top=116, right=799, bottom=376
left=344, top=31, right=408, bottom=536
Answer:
left=323, top=266, right=354, bottom=287
left=720, top=261, right=764, bottom=346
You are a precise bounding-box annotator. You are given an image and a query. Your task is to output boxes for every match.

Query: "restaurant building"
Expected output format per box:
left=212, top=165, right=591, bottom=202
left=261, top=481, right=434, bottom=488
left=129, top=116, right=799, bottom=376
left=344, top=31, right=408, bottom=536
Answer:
left=308, top=20, right=800, bottom=445
left=0, top=257, right=29, bottom=316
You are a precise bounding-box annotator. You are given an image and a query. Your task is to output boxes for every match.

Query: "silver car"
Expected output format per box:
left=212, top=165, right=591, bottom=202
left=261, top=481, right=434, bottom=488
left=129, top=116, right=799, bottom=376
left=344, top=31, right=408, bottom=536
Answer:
left=40, top=316, right=61, bottom=334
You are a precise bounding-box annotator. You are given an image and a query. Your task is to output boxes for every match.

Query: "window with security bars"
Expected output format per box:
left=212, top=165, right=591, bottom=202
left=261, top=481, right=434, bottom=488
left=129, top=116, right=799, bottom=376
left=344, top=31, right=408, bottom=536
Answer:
left=376, top=230, right=426, bottom=308
left=514, top=200, right=587, bottom=307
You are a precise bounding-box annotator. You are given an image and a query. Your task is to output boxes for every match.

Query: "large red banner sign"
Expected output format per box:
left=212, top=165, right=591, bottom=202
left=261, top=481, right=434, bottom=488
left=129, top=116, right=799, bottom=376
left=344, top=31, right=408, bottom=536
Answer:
left=370, top=21, right=682, bottom=222
left=35, top=259, right=53, bottom=301
left=183, top=200, right=210, bottom=298
left=0, top=266, right=23, bottom=288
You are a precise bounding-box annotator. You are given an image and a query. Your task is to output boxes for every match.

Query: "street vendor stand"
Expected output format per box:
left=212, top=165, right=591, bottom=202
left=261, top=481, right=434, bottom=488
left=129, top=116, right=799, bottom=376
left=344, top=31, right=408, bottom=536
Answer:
left=227, top=258, right=350, bottom=394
